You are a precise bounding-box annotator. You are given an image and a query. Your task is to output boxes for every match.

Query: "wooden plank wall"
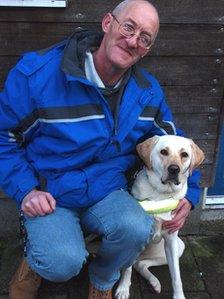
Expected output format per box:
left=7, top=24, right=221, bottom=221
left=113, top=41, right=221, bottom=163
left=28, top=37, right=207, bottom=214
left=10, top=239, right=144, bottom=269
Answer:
left=0, top=0, right=223, bottom=190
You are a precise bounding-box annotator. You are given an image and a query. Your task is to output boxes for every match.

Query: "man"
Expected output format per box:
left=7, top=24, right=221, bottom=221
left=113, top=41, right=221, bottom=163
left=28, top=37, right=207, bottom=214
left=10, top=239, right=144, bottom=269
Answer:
left=0, top=1, right=201, bottom=298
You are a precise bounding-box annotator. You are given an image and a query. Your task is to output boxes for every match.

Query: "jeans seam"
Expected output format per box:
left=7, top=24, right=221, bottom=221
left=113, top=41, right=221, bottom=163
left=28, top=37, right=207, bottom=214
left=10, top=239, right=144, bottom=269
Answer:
left=86, top=190, right=130, bottom=237
left=86, top=210, right=111, bottom=236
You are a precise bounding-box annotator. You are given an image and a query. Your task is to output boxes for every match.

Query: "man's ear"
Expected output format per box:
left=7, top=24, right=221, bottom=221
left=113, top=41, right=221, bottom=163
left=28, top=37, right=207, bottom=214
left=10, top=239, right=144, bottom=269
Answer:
left=189, top=140, right=205, bottom=174
left=136, top=136, right=159, bottom=169
left=102, top=13, right=113, bottom=33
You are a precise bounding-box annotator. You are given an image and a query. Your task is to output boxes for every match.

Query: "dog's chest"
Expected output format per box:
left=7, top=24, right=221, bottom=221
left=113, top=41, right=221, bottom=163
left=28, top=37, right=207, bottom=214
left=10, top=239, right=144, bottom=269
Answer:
left=131, top=169, right=166, bottom=200
left=131, top=168, right=187, bottom=201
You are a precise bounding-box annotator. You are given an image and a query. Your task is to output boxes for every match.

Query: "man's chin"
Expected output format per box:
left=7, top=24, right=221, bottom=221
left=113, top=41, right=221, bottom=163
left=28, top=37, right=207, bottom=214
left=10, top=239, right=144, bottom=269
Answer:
left=112, top=58, right=136, bottom=70
left=111, top=49, right=138, bottom=69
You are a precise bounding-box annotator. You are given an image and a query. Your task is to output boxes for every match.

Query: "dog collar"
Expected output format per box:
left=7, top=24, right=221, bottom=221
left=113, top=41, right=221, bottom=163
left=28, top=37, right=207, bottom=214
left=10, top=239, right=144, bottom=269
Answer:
left=138, top=198, right=179, bottom=214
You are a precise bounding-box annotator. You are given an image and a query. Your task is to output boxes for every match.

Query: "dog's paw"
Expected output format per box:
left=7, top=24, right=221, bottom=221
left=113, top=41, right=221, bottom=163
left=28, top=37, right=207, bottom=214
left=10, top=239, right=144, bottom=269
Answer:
left=152, top=232, right=162, bottom=244
left=148, top=276, right=161, bottom=293
left=115, top=285, right=130, bottom=299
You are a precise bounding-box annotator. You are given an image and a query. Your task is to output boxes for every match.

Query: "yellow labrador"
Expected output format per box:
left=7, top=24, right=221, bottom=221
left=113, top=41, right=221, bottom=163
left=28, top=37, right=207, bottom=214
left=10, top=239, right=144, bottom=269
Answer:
left=115, top=135, right=204, bottom=299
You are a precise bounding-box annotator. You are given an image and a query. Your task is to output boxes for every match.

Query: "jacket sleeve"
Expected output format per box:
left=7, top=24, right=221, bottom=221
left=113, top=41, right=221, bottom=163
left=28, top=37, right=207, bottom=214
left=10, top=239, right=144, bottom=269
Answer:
left=0, top=66, right=40, bottom=205
left=185, top=169, right=201, bottom=208
left=146, top=80, right=202, bottom=208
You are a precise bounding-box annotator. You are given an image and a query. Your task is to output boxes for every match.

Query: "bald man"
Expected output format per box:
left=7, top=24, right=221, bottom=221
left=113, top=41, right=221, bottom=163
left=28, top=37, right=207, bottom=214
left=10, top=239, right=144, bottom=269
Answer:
left=0, top=1, right=200, bottom=298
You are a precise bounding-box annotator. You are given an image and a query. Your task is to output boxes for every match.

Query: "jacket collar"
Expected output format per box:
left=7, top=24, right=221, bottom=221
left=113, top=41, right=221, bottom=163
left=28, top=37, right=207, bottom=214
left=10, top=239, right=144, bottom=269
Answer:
left=132, top=65, right=151, bottom=89
left=61, top=29, right=103, bottom=79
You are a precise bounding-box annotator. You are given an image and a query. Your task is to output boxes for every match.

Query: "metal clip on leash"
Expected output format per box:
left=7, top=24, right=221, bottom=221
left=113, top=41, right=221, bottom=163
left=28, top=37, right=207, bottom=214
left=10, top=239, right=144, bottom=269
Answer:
left=19, top=210, right=28, bottom=257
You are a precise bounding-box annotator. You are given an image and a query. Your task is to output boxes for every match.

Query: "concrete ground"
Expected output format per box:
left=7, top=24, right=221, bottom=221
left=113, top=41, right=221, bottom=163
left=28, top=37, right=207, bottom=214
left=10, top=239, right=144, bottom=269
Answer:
left=0, top=233, right=224, bottom=299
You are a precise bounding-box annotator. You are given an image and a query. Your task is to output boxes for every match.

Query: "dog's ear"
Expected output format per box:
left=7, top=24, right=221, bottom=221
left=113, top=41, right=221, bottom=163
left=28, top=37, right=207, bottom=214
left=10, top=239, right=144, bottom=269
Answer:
left=136, top=136, right=159, bottom=169
left=189, top=140, right=205, bottom=174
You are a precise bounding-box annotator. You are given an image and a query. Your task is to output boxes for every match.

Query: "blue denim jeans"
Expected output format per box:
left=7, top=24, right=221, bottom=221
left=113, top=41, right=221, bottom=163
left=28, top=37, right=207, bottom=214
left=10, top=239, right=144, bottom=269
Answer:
left=24, top=190, right=154, bottom=290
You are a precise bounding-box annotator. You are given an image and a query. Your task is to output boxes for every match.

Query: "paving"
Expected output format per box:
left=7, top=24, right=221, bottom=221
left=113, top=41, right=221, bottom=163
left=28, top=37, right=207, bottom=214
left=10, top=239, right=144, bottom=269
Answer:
left=0, top=234, right=223, bottom=299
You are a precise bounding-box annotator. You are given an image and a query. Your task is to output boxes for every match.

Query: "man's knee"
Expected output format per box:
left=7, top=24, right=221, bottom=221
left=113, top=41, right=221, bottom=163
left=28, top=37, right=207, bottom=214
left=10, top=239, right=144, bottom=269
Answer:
left=109, top=211, right=154, bottom=247
left=31, top=249, right=88, bottom=282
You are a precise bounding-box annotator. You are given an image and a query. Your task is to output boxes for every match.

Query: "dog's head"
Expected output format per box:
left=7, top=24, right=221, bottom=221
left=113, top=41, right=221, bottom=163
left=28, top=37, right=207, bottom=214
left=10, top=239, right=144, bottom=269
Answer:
left=136, top=135, right=205, bottom=187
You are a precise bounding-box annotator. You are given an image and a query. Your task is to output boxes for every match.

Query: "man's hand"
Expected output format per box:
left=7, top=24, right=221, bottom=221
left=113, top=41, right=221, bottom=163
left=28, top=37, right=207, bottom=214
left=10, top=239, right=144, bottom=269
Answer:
left=21, top=189, right=56, bottom=217
left=162, top=198, right=192, bottom=233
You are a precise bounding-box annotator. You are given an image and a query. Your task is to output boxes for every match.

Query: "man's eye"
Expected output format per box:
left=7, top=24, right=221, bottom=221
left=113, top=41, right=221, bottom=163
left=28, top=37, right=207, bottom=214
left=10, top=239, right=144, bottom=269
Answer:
left=140, top=35, right=151, bottom=45
left=123, top=23, right=134, bottom=32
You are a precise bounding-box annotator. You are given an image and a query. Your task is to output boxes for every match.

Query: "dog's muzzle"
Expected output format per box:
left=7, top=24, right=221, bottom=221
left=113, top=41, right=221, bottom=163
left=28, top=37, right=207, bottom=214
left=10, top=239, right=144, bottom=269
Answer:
left=162, top=164, right=181, bottom=185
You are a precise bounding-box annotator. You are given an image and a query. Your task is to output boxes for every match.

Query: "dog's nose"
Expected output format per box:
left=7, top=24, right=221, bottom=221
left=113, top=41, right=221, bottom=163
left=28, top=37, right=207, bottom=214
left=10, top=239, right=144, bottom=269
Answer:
left=168, top=164, right=180, bottom=175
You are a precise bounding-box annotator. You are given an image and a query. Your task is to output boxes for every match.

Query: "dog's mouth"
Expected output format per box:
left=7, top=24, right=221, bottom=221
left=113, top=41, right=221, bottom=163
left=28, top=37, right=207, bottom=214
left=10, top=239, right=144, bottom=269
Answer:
left=161, top=164, right=182, bottom=186
left=161, top=177, right=180, bottom=186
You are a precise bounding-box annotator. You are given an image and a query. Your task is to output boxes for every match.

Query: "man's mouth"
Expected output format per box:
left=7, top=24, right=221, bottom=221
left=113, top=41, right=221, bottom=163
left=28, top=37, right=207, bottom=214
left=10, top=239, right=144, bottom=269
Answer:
left=118, top=46, right=133, bottom=57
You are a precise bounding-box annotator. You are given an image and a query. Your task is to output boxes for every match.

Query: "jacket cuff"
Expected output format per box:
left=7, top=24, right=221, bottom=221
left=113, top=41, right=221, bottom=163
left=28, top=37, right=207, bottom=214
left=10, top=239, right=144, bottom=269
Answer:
left=185, top=187, right=202, bottom=209
left=185, top=169, right=202, bottom=208
left=13, top=178, right=40, bottom=206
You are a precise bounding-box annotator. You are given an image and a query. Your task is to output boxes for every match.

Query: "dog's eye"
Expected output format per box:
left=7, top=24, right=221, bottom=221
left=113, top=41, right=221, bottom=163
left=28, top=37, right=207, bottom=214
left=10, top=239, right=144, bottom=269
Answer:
left=160, top=149, right=169, bottom=156
left=181, top=152, right=189, bottom=158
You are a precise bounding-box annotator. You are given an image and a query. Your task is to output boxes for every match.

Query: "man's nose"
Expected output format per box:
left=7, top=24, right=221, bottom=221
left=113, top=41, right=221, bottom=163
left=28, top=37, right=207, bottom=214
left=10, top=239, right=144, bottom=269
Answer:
left=126, top=35, right=138, bottom=48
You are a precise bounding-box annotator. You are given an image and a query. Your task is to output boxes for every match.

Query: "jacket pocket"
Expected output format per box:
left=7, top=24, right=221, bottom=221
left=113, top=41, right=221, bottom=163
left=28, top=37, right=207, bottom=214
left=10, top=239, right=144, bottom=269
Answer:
left=47, top=170, right=88, bottom=207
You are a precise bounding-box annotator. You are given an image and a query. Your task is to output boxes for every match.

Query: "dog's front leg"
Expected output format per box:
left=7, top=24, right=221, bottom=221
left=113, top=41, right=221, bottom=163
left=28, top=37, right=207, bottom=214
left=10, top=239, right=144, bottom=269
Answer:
left=163, top=231, right=185, bottom=299
left=115, top=266, right=132, bottom=299
left=152, top=217, right=163, bottom=243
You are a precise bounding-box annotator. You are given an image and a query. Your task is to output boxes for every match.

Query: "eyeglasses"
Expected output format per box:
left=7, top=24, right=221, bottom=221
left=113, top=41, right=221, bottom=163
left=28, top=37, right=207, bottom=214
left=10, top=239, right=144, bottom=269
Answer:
left=110, top=13, right=153, bottom=49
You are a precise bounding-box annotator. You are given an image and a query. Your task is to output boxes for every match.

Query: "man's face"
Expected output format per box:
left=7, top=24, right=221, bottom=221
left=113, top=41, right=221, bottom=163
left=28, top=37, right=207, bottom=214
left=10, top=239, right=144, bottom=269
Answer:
left=101, top=2, right=159, bottom=70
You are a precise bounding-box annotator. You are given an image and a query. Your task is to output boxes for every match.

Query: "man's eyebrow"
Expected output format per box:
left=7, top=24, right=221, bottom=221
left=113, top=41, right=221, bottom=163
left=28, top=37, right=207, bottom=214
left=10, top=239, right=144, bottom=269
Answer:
left=125, top=18, right=152, bottom=36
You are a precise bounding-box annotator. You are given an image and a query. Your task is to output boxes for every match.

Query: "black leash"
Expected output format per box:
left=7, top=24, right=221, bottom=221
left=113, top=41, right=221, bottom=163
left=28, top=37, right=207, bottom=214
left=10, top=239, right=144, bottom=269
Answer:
left=19, top=210, right=28, bottom=257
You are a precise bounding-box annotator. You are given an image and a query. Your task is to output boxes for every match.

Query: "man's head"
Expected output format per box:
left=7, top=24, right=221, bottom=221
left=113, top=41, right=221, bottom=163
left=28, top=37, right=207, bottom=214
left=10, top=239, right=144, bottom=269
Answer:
left=100, top=0, right=159, bottom=71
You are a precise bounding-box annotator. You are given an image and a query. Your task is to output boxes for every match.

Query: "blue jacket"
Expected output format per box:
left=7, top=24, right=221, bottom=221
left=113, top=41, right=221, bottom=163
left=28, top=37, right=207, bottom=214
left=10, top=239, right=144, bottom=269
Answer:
left=0, top=30, right=201, bottom=208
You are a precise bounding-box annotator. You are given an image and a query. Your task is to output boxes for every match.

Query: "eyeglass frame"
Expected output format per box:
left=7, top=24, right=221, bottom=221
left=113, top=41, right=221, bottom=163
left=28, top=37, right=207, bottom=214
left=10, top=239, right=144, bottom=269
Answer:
left=110, top=12, right=154, bottom=50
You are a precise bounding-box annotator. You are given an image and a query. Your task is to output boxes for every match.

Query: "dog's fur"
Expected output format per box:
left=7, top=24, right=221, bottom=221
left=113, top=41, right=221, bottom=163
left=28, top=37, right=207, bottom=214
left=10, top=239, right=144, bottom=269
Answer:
left=115, top=135, right=205, bottom=299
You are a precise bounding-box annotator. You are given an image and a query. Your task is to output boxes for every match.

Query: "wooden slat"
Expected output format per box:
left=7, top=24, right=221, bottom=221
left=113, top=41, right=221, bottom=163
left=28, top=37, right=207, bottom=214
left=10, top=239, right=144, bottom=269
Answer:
left=141, top=56, right=224, bottom=86
left=0, top=1, right=117, bottom=22
left=164, top=86, right=222, bottom=114
left=0, top=0, right=223, bottom=24
left=174, top=114, right=219, bottom=140
left=0, top=22, right=91, bottom=57
left=153, top=25, right=224, bottom=57
left=199, top=164, right=214, bottom=187
left=0, top=23, right=223, bottom=57
left=194, top=139, right=216, bottom=165
left=151, top=0, right=224, bottom=24
left=0, top=56, right=19, bottom=88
